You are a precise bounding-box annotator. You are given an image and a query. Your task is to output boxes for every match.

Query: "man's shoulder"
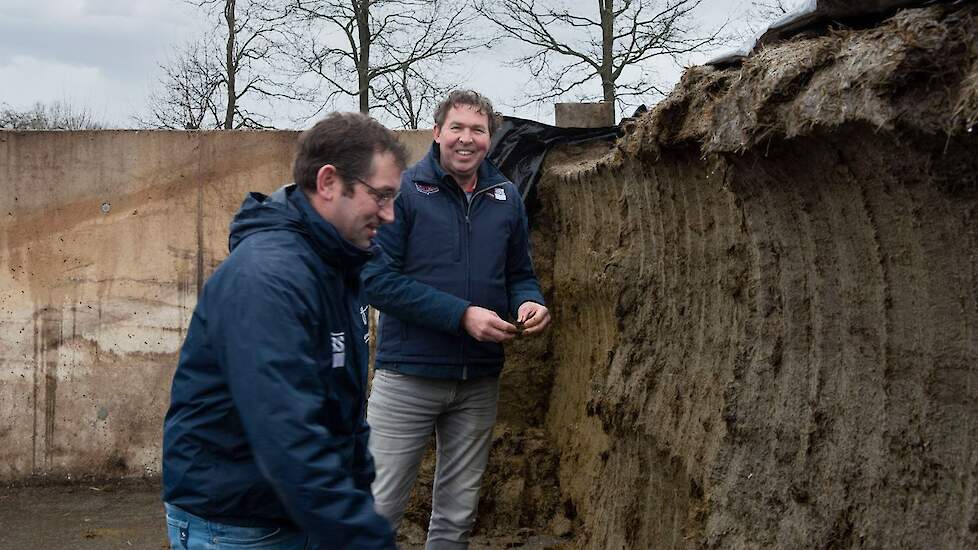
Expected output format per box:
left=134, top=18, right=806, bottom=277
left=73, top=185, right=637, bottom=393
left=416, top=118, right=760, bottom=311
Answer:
left=397, top=161, right=447, bottom=207
left=222, top=232, right=330, bottom=288
left=400, top=156, right=437, bottom=187
left=482, top=178, right=524, bottom=216
left=230, top=227, right=311, bottom=259
left=495, top=178, right=520, bottom=196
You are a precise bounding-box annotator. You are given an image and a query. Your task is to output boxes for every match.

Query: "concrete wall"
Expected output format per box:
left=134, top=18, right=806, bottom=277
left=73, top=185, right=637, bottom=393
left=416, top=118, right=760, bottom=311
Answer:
left=0, top=129, right=432, bottom=481
left=554, top=102, right=615, bottom=127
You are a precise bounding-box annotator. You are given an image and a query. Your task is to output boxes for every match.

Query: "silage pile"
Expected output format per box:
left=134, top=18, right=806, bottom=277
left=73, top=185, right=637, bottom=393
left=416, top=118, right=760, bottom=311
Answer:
left=526, top=4, right=978, bottom=548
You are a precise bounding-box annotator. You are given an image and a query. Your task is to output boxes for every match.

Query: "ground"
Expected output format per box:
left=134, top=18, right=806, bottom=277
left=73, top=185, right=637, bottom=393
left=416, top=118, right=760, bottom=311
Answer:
left=0, top=479, right=567, bottom=549
left=0, top=480, right=166, bottom=550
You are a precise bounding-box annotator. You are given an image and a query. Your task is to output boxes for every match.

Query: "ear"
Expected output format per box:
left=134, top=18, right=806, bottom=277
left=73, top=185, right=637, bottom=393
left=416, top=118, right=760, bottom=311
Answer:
left=315, top=164, right=340, bottom=200
left=432, top=124, right=442, bottom=143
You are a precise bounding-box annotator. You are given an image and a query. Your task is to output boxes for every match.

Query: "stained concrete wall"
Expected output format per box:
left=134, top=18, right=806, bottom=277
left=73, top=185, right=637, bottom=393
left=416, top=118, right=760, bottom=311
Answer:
left=0, top=129, right=431, bottom=482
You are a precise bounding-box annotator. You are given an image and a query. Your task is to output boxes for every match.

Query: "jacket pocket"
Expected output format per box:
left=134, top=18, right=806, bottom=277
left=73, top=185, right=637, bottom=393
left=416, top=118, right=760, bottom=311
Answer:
left=165, top=514, right=189, bottom=549
left=212, top=524, right=283, bottom=545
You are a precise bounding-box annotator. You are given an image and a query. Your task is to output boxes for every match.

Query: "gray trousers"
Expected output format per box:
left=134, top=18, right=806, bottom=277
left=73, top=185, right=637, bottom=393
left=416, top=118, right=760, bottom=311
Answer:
left=367, top=370, right=500, bottom=550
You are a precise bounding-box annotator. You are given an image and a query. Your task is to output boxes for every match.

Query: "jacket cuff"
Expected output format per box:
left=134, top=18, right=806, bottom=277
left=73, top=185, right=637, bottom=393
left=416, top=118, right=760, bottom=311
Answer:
left=448, top=300, right=472, bottom=335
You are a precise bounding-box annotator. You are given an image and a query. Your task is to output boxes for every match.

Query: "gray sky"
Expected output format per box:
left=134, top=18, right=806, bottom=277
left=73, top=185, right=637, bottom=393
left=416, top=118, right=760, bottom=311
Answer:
left=0, top=0, right=778, bottom=128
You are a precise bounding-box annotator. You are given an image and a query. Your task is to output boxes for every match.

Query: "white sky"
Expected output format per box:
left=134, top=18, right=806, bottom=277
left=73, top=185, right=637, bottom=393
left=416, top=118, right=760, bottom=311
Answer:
left=0, top=0, right=785, bottom=128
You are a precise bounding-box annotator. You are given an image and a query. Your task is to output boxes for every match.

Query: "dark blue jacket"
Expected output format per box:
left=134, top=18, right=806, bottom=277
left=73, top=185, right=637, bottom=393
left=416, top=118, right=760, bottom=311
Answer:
left=162, top=184, right=395, bottom=549
left=362, top=143, right=545, bottom=379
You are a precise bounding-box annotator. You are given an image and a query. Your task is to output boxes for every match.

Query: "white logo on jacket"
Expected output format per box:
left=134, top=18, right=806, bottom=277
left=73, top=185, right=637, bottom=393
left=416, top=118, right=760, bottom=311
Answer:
left=330, top=332, right=345, bottom=368
left=493, top=188, right=506, bottom=201
left=359, top=306, right=371, bottom=343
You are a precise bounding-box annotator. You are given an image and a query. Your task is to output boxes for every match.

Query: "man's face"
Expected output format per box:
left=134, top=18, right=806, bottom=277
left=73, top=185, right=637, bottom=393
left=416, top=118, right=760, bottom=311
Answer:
left=433, top=104, right=491, bottom=185
left=331, top=151, right=402, bottom=249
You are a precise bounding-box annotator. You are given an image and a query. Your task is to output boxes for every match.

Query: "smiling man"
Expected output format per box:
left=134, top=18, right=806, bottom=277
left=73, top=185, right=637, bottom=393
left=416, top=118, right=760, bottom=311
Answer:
left=362, top=90, right=551, bottom=549
left=162, top=112, right=405, bottom=549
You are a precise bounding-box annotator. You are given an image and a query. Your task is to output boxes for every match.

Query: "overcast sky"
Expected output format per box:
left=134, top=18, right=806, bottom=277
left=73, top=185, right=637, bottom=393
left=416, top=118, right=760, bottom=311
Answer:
left=0, top=0, right=784, bottom=128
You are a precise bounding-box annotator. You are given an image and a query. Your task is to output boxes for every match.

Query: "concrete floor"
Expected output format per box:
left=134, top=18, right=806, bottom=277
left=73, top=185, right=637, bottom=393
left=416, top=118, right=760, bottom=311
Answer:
left=0, top=480, right=166, bottom=549
left=0, top=480, right=566, bottom=549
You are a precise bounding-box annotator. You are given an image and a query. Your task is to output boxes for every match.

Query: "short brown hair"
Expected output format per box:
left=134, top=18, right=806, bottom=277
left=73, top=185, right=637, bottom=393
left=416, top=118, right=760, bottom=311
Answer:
left=293, top=112, right=408, bottom=192
left=432, top=90, right=500, bottom=136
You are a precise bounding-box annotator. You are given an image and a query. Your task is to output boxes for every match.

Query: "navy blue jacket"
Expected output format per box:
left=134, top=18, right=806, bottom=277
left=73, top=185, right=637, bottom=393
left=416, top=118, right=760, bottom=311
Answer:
left=362, top=143, right=545, bottom=379
left=162, top=184, right=395, bottom=549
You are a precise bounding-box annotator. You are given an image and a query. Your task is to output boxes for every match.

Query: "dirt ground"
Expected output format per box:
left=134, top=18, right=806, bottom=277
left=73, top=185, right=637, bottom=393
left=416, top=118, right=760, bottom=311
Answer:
left=0, top=480, right=567, bottom=550
left=0, top=480, right=167, bottom=550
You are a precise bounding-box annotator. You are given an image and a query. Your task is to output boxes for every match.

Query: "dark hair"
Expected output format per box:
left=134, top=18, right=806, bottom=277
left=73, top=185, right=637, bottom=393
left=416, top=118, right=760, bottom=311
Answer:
left=293, top=112, right=408, bottom=193
left=432, top=90, right=500, bottom=135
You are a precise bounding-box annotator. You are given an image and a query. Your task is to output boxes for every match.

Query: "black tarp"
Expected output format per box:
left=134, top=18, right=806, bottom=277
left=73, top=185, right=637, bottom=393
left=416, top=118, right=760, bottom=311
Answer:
left=487, top=116, right=619, bottom=215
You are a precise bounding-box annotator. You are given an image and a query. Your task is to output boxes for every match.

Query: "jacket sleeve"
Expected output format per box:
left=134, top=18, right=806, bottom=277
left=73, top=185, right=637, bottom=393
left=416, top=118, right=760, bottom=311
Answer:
left=215, top=265, right=395, bottom=549
left=351, top=401, right=375, bottom=492
left=362, top=193, right=471, bottom=334
left=506, top=188, right=546, bottom=317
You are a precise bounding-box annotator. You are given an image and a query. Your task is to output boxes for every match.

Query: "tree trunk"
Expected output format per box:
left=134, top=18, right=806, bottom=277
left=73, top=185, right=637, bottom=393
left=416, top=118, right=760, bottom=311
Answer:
left=356, top=0, right=371, bottom=114
left=223, top=0, right=236, bottom=129
left=598, top=0, right=615, bottom=106
left=403, top=68, right=418, bottom=129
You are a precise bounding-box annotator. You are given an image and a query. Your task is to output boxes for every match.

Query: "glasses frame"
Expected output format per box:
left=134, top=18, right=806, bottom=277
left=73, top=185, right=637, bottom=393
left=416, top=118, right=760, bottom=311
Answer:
left=351, top=177, right=399, bottom=208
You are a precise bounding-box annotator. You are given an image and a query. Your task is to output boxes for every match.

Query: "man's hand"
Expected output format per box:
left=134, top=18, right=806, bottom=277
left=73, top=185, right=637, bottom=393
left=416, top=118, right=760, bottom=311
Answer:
left=516, top=302, right=550, bottom=336
left=462, top=306, right=518, bottom=343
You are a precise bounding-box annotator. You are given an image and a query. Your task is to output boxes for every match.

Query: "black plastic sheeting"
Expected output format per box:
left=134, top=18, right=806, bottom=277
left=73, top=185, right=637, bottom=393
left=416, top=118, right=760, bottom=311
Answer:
left=488, top=116, right=619, bottom=211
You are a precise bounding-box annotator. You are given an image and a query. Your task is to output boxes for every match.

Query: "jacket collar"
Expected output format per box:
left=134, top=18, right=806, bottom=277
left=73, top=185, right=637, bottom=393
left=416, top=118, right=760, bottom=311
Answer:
left=229, top=183, right=374, bottom=273
left=285, top=184, right=376, bottom=271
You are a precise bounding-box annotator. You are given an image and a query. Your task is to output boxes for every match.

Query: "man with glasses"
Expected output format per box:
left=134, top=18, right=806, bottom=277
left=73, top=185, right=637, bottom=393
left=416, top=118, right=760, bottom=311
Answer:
left=162, top=112, right=405, bottom=549
left=353, top=177, right=401, bottom=208
left=362, top=90, right=551, bottom=548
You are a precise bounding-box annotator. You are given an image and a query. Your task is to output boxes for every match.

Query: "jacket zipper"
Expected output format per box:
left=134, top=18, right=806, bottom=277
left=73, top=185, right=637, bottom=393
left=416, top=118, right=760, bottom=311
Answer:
left=435, top=179, right=506, bottom=380
left=461, top=183, right=505, bottom=381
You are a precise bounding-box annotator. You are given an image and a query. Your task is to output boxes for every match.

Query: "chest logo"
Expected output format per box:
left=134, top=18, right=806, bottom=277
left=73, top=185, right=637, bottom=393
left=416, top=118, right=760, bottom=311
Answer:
left=416, top=183, right=440, bottom=195
left=330, top=332, right=345, bottom=368
left=491, top=188, right=507, bottom=201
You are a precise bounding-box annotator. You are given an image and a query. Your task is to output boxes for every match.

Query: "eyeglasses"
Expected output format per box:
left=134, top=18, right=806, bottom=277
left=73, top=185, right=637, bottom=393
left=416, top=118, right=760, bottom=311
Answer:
left=351, top=178, right=400, bottom=208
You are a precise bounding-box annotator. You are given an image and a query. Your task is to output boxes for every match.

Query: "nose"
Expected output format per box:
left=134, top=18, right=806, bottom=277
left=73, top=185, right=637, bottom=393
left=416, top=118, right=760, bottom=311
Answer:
left=378, top=200, right=395, bottom=224
left=458, top=129, right=472, bottom=143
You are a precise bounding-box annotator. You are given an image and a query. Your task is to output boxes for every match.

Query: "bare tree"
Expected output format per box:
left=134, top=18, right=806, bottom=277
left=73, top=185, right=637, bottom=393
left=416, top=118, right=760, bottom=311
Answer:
left=278, top=0, right=486, bottom=116
left=374, top=61, right=458, bottom=129
left=752, top=0, right=793, bottom=21
left=143, top=0, right=306, bottom=129
left=736, top=0, right=803, bottom=40
left=476, top=0, right=727, bottom=113
left=141, top=39, right=226, bottom=129
left=1, top=101, right=104, bottom=130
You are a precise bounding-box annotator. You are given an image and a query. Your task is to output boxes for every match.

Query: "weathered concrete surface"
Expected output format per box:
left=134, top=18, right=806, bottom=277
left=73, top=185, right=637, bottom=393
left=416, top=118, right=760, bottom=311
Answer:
left=533, top=4, right=978, bottom=549
left=555, top=103, right=616, bottom=128
left=0, top=128, right=431, bottom=482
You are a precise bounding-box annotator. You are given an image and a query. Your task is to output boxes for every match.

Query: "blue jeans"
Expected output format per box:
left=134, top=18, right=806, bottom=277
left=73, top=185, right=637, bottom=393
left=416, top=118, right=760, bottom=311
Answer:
left=367, top=370, right=500, bottom=550
left=164, top=503, right=310, bottom=549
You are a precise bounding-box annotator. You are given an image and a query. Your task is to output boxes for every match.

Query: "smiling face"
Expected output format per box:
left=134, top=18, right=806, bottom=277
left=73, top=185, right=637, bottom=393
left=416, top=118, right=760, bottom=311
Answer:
left=433, top=104, right=491, bottom=189
left=315, top=151, right=402, bottom=249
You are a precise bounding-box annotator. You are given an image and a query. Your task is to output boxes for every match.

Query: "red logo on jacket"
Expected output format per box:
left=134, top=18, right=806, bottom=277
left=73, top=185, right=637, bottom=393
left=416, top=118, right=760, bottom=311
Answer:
left=415, top=183, right=439, bottom=195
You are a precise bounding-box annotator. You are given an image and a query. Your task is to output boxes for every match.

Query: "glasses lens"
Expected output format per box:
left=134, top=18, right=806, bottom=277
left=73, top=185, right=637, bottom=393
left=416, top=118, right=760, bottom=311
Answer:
left=383, top=191, right=400, bottom=206
left=355, top=178, right=398, bottom=206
